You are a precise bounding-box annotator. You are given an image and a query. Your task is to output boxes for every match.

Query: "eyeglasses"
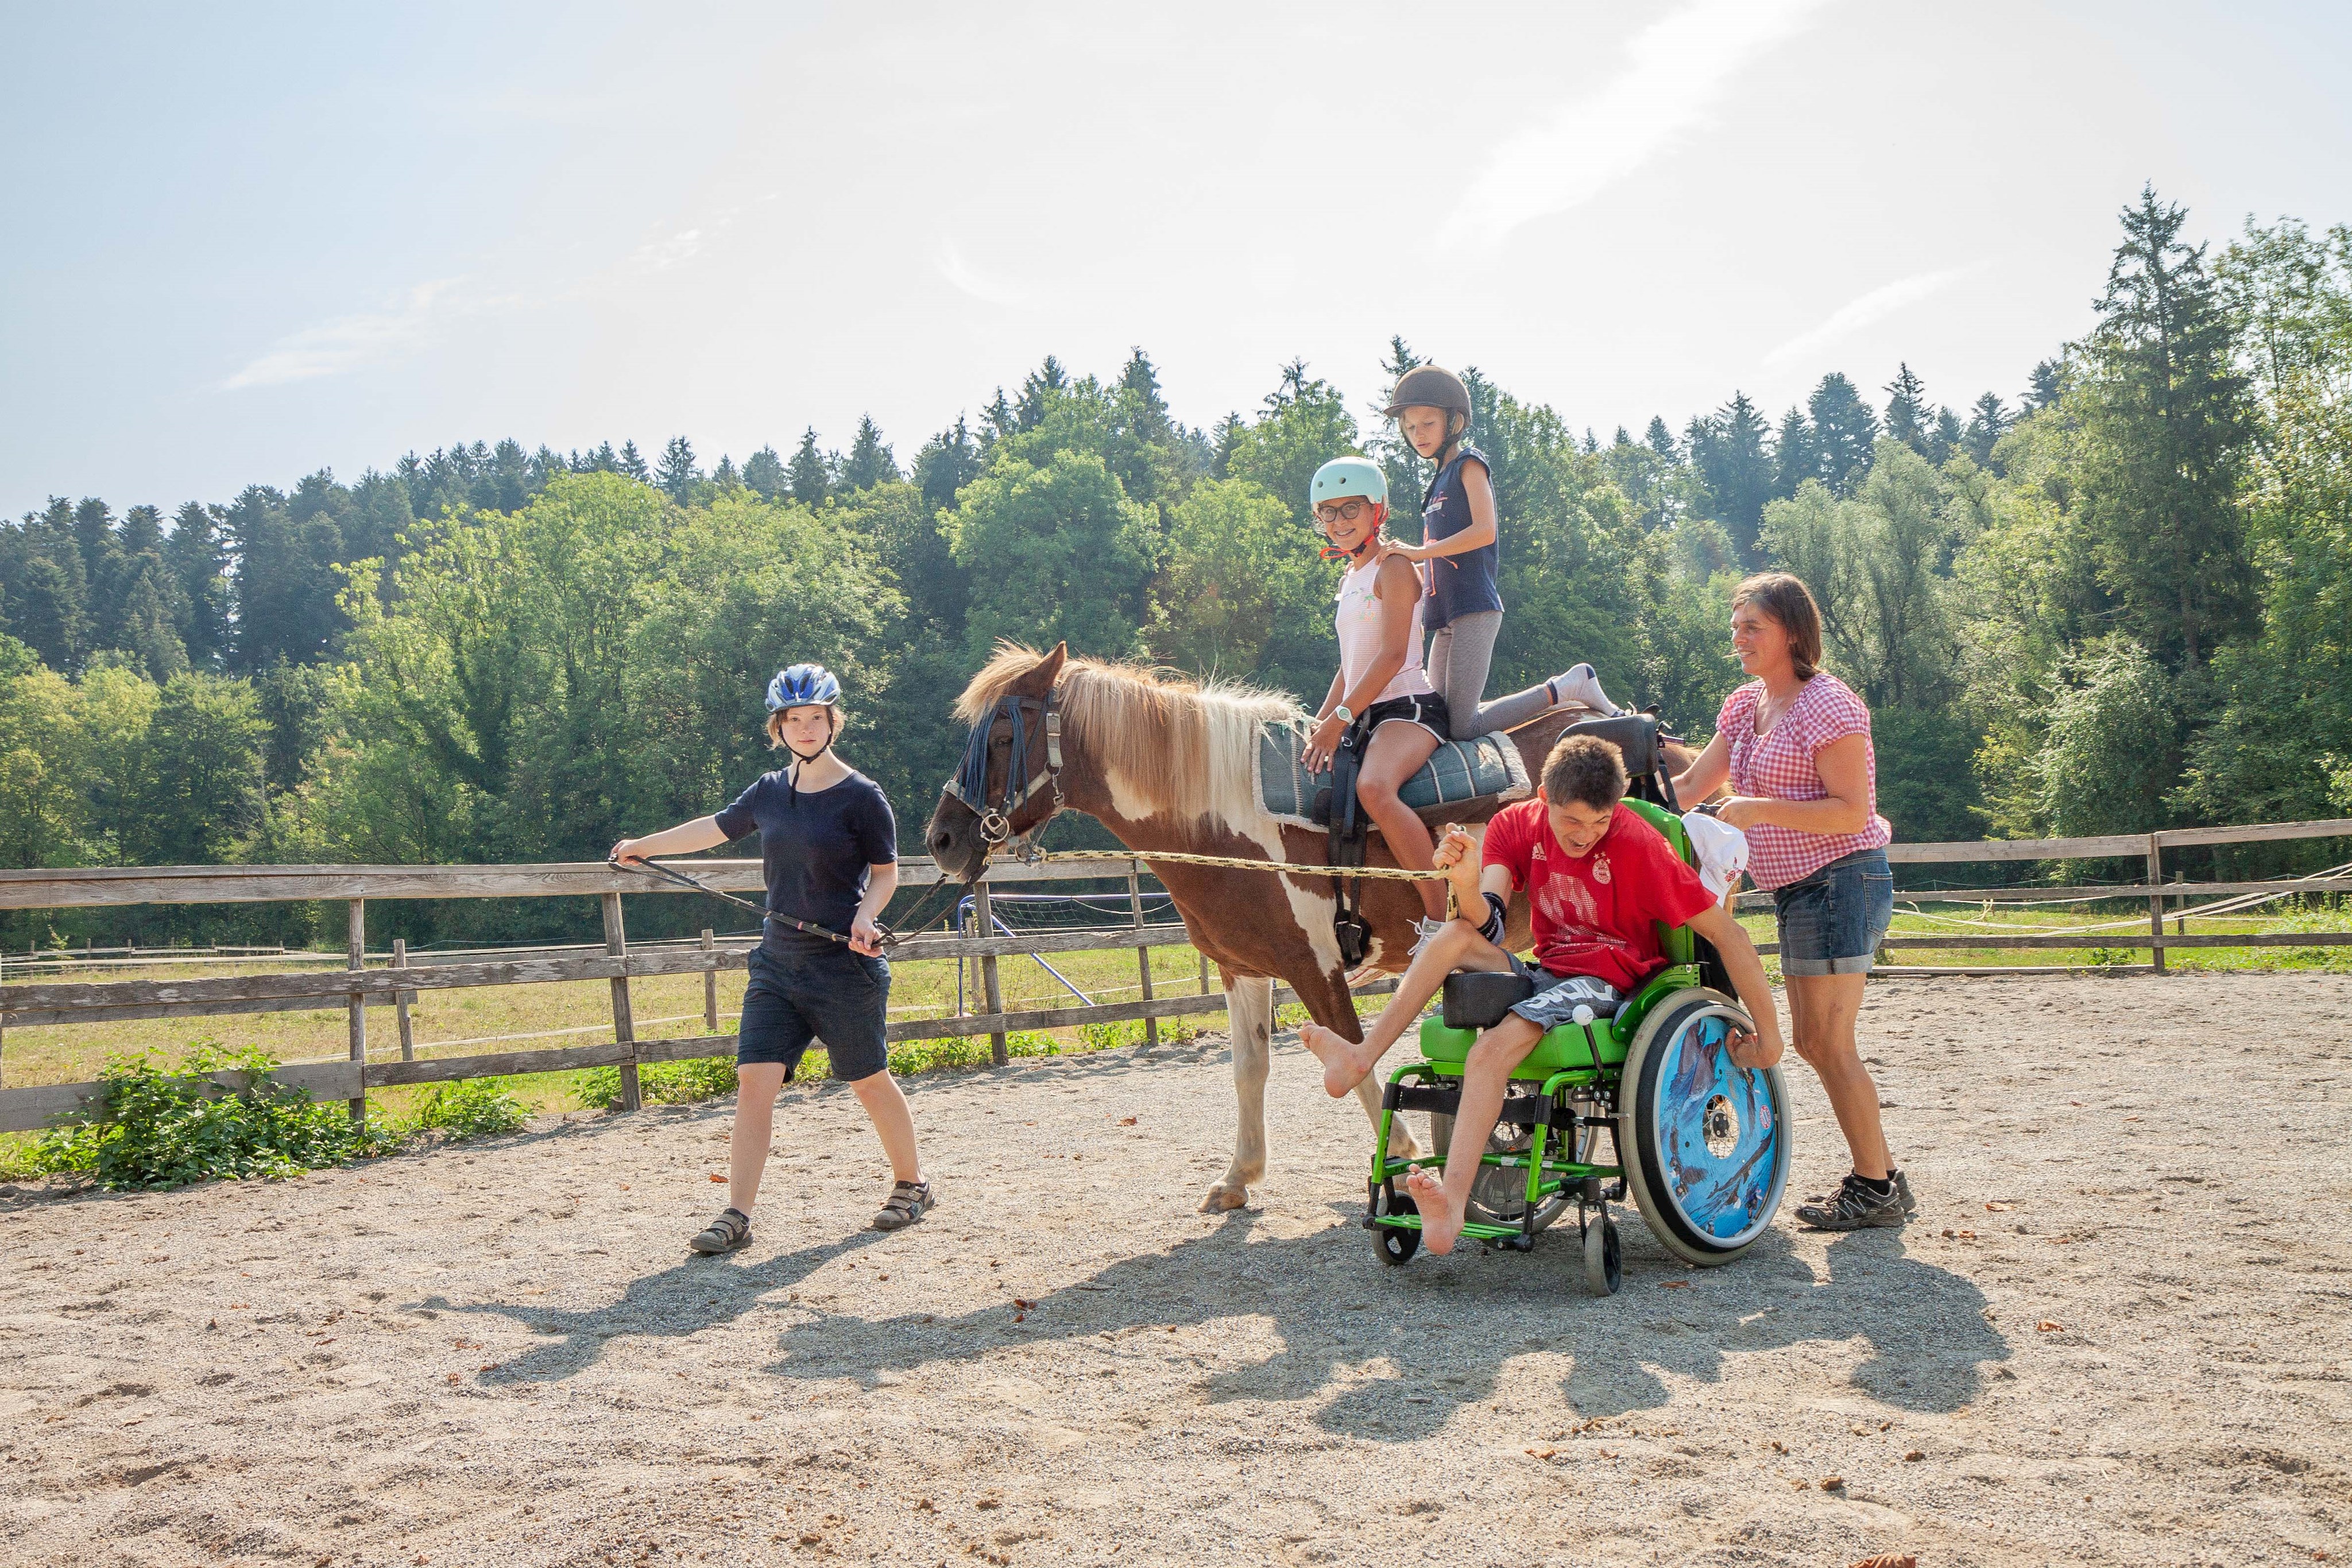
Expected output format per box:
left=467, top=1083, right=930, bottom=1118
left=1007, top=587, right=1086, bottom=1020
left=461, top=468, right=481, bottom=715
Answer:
left=1314, top=498, right=1374, bottom=525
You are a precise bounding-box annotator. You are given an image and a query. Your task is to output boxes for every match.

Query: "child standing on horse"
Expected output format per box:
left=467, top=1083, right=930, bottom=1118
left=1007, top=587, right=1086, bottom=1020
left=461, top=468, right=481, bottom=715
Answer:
left=609, top=663, right=935, bottom=1253
left=1377, top=365, right=1618, bottom=737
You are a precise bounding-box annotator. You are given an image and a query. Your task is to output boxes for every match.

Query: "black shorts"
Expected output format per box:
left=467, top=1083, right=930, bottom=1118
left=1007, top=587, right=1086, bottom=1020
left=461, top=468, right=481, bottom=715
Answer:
left=1361, top=692, right=1450, bottom=744
left=737, top=938, right=892, bottom=1082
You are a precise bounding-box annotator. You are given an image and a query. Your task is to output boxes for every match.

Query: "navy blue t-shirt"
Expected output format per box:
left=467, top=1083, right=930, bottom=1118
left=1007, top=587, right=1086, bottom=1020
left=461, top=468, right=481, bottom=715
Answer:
left=1419, top=444, right=1503, bottom=630
left=713, top=767, right=898, bottom=949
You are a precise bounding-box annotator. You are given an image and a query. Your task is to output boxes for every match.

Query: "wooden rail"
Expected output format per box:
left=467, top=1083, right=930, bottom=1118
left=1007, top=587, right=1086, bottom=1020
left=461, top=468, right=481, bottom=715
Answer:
left=1, top=815, right=2346, bottom=1134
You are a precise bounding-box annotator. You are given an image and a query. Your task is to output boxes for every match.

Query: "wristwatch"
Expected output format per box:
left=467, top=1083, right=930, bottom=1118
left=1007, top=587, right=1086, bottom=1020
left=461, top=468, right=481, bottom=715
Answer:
left=1330, top=704, right=1353, bottom=725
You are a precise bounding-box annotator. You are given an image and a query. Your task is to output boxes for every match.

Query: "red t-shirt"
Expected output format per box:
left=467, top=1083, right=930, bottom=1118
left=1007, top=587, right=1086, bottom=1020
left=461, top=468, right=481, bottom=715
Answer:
left=1481, top=800, right=1716, bottom=992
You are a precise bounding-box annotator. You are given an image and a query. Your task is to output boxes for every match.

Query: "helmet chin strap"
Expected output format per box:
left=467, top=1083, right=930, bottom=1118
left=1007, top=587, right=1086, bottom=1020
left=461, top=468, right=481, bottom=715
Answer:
left=1318, top=502, right=1387, bottom=562
left=783, top=711, right=840, bottom=797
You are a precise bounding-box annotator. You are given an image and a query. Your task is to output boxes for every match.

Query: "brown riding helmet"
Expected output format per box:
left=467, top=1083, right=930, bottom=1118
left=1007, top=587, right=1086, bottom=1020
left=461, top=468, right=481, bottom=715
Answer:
left=1383, top=364, right=1473, bottom=421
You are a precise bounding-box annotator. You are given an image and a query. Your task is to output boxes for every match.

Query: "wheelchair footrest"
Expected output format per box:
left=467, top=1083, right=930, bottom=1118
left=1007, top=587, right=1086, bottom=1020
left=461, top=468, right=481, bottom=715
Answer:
left=1382, top=1081, right=1460, bottom=1118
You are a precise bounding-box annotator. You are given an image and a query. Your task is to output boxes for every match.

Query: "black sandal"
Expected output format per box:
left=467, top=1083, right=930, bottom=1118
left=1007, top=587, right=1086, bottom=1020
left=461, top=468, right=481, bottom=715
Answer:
left=690, top=1207, right=752, bottom=1253
left=873, top=1179, right=935, bottom=1232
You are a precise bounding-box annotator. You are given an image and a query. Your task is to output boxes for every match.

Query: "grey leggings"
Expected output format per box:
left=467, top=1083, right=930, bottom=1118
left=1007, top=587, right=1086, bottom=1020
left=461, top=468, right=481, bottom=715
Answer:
left=1426, top=610, right=1556, bottom=740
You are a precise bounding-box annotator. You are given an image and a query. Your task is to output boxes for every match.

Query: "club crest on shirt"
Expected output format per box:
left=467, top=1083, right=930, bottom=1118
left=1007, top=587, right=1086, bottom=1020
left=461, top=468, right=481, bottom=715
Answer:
left=1592, top=854, right=1611, bottom=885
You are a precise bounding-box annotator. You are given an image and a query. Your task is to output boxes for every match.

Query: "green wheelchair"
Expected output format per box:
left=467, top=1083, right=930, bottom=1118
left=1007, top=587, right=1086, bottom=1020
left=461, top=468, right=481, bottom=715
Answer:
left=1363, top=799, right=1791, bottom=1294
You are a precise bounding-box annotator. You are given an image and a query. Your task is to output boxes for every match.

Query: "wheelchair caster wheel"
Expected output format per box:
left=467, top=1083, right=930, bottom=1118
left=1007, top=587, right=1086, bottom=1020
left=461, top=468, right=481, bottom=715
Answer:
left=1372, top=1186, right=1419, bottom=1267
left=1582, top=1213, right=1622, bottom=1296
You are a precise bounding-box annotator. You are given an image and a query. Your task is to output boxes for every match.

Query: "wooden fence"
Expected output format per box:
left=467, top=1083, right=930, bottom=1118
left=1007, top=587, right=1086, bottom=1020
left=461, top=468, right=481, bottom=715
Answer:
left=1, top=815, right=2346, bottom=1135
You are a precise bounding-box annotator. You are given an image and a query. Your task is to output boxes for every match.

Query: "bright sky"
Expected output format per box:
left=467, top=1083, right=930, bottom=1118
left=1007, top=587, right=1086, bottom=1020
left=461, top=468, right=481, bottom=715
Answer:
left=6, top=1, right=2349, bottom=516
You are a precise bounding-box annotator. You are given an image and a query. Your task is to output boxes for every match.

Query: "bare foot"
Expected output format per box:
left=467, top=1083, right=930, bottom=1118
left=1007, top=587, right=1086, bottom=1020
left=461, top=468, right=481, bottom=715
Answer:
left=1406, top=1166, right=1468, bottom=1256
left=1298, top=1022, right=1379, bottom=1099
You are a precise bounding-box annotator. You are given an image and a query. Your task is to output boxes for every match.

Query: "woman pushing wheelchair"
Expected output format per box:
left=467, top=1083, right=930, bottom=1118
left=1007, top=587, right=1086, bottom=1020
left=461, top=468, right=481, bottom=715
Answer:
left=1300, top=733, right=1785, bottom=1256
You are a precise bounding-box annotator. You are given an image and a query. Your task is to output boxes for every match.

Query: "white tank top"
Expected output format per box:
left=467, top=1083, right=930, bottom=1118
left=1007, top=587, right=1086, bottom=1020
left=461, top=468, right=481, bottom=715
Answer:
left=1334, top=554, right=1436, bottom=705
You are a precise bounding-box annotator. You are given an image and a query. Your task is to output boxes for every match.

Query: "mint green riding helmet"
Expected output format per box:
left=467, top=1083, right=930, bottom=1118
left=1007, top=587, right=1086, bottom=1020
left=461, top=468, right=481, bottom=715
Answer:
left=1309, top=455, right=1387, bottom=511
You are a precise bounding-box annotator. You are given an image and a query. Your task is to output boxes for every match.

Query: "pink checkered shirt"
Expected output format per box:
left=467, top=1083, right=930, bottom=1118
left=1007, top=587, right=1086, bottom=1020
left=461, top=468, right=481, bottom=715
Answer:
left=1717, top=673, right=1893, bottom=891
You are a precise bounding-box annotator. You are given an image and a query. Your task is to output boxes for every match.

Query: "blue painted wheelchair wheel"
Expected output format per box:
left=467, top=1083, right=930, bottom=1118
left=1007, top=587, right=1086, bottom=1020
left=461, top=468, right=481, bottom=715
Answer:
left=1616, top=989, right=1790, bottom=1268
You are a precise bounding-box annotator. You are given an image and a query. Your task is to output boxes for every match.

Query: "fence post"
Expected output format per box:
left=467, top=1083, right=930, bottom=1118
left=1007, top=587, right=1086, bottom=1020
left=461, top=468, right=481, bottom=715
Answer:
left=976, top=877, right=1007, bottom=1066
left=345, top=899, right=368, bottom=1123
left=701, top=928, right=718, bottom=1033
left=1200, top=952, right=1211, bottom=994
left=2146, top=834, right=2167, bottom=975
left=601, top=892, right=641, bottom=1110
left=393, top=938, right=415, bottom=1062
left=1128, top=867, right=1157, bottom=1047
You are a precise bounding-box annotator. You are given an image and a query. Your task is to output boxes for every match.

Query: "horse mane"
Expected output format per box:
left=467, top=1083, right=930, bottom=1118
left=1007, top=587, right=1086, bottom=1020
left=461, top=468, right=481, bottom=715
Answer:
left=954, top=643, right=1305, bottom=831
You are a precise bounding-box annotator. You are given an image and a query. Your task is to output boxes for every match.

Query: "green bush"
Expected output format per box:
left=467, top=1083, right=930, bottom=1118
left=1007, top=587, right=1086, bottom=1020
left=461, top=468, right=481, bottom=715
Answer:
left=29, top=1044, right=392, bottom=1191
left=400, top=1077, right=530, bottom=1140
left=576, top=1055, right=741, bottom=1111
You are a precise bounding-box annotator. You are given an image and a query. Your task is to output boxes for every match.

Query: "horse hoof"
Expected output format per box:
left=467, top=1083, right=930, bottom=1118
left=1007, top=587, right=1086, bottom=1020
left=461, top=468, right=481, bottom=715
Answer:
left=1198, top=1183, right=1250, bottom=1213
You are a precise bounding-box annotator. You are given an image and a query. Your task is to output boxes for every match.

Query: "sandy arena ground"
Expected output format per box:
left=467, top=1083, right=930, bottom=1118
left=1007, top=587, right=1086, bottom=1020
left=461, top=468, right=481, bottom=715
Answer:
left=3, top=971, right=2349, bottom=1567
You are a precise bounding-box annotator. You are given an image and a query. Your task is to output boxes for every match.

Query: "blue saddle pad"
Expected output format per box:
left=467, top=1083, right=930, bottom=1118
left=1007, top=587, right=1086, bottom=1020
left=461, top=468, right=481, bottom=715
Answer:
left=1254, top=723, right=1532, bottom=830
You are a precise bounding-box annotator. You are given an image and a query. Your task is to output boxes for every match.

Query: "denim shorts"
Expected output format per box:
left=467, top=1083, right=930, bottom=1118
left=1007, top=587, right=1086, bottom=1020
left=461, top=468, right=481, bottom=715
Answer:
left=1771, top=847, right=1895, bottom=977
left=738, top=937, right=892, bottom=1082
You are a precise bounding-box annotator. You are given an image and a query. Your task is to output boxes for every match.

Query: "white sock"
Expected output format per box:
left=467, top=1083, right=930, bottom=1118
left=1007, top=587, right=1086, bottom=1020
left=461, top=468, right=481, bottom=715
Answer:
left=1548, top=663, right=1620, bottom=717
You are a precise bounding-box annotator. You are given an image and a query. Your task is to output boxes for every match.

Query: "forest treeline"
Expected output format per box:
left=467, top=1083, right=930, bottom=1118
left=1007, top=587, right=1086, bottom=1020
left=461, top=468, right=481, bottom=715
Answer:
left=3, top=188, right=2349, bottom=946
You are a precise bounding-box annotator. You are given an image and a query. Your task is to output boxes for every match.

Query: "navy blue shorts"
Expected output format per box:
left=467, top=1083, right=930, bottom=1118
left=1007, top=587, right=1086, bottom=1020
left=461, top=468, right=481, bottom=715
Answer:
left=737, top=938, right=892, bottom=1082
left=1771, top=848, right=1894, bottom=977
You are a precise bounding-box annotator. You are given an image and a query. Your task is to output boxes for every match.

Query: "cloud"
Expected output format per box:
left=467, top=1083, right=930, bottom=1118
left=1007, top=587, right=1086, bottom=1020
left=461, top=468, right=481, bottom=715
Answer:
left=1437, top=0, right=1833, bottom=253
left=934, top=241, right=1036, bottom=309
left=221, top=280, right=458, bottom=390
left=1761, top=267, right=1973, bottom=367
left=627, top=228, right=706, bottom=273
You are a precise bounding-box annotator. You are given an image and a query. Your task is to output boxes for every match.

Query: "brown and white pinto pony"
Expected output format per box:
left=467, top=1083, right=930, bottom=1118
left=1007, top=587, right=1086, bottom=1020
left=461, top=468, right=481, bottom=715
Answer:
left=923, top=642, right=1692, bottom=1213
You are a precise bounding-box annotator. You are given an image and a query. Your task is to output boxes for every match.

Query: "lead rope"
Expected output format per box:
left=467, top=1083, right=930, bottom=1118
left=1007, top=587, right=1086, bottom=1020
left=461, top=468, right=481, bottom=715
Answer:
left=607, top=857, right=964, bottom=951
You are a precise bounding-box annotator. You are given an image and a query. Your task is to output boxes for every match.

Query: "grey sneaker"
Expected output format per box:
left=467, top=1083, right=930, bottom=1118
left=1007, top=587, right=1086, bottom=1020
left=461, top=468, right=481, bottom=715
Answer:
left=1795, top=1173, right=1908, bottom=1230
left=1890, top=1167, right=1918, bottom=1215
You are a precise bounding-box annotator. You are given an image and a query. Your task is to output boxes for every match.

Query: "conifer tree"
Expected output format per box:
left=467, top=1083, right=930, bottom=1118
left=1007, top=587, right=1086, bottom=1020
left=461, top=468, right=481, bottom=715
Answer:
left=839, top=415, right=899, bottom=491
left=1772, top=406, right=1815, bottom=499
left=2074, top=185, right=2254, bottom=671
left=2024, top=359, right=2065, bottom=409
left=617, top=440, right=651, bottom=482
left=1644, top=416, right=1679, bottom=461
left=712, top=454, right=742, bottom=491
left=787, top=428, right=833, bottom=507
left=167, top=501, right=231, bottom=669
left=1929, top=407, right=1964, bottom=467
left=913, top=417, right=981, bottom=513
left=1962, top=393, right=2012, bottom=467
left=656, top=436, right=701, bottom=501
left=981, top=388, right=1017, bottom=446
left=1013, top=356, right=1068, bottom=430
left=742, top=446, right=786, bottom=500
left=1118, top=348, right=1175, bottom=444
left=1807, top=373, right=1879, bottom=495
left=1883, top=363, right=1933, bottom=454
left=1692, top=392, right=1773, bottom=564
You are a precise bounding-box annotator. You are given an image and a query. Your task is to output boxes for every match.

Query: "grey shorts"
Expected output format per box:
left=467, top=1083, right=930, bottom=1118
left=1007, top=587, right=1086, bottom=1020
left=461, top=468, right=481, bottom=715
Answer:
left=1505, top=954, right=1623, bottom=1028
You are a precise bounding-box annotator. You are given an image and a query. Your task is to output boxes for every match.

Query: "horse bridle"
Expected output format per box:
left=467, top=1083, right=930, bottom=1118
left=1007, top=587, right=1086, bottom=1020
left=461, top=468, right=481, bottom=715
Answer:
left=942, top=690, right=1063, bottom=851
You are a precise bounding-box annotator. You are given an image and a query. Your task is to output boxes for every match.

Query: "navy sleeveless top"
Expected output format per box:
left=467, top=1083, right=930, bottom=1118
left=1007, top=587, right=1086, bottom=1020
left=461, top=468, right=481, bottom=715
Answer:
left=1418, top=444, right=1502, bottom=630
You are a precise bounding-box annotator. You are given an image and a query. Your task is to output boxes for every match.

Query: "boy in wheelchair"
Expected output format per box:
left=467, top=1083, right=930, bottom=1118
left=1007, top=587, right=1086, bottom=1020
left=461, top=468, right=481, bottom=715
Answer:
left=1299, top=734, right=1785, bottom=1255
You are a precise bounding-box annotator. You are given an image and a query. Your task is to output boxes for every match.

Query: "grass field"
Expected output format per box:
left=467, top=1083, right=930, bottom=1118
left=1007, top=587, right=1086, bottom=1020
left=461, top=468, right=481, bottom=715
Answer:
left=3, top=893, right=2345, bottom=1138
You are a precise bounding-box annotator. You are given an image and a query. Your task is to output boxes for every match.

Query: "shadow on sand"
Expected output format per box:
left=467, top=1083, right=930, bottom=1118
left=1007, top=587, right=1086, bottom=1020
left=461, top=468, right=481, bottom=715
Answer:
left=718, top=1206, right=2013, bottom=1442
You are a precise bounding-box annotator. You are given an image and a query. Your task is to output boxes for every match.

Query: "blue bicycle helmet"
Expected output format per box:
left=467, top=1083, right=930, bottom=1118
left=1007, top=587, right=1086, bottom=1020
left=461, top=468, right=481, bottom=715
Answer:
left=765, top=663, right=842, bottom=713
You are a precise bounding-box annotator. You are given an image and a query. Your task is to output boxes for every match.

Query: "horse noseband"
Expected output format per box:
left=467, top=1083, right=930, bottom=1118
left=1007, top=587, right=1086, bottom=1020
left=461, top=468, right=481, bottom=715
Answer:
left=945, top=691, right=1064, bottom=851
